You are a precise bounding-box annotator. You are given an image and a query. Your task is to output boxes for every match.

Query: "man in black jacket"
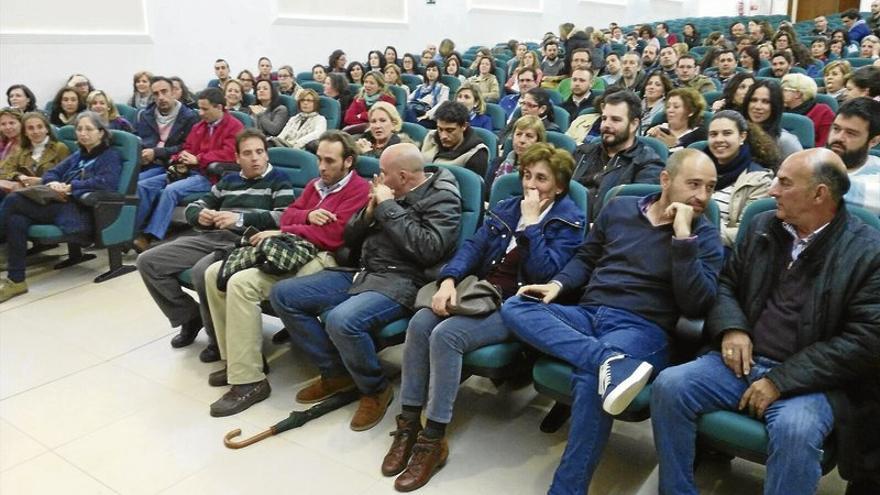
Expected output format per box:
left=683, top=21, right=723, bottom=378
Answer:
left=651, top=148, right=880, bottom=495
left=270, top=143, right=462, bottom=432
left=571, top=90, right=664, bottom=220
left=135, top=76, right=198, bottom=176
left=560, top=68, right=596, bottom=123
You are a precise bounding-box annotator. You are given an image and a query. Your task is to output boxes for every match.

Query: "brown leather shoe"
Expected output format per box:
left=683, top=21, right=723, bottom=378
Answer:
left=394, top=434, right=449, bottom=492
left=296, top=375, right=357, bottom=404
left=381, top=415, right=423, bottom=476
left=132, top=235, right=152, bottom=254
left=350, top=386, right=393, bottom=431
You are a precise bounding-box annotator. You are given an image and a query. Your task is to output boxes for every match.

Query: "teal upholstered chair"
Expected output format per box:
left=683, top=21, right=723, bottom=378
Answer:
left=267, top=148, right=319, bottom=197
left=278, top=94, right=297, bottom=116
left=702, top=91, right=724, bottom=107
left=28, top=128, right=141, bottom=282
left=485, top=103, right=507, bottom=132
left=440, top=75, right=462, bottom=94
left=230, top=111, right=255, bottom=128
left=318, top=96, right=341, bottom=130
left=780, top=112, right=815, bottom=148
left=470, top=126, right=498, bottom=166
left=400, top=122, right=427, bottom=147
left=401, top=74, right=422, bottom=93
left=300, top=81, right=324, bottom=94
left=546, top=131, right=577, bottom=154
left=115, top=103, right=139, bottom=124
left=388, top=85, right=409, bottom=119
left=814, top=93, right=838, bottom=113
left=296, top=71, right=314, bottom=82
left=356, top=156, right=380, bottom=178
left=637, top=135, right=670, bottom=161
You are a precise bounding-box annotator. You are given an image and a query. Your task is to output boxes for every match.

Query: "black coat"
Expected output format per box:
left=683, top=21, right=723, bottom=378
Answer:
left=706, top=208, right=880, bottom=484
left=135, top=103, right=199, bottom=164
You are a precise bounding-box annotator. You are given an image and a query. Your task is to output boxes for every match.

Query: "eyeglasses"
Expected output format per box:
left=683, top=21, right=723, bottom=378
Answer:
left=278, top=74, right=292, bottom=79
left=520, top=100, right=539, bottom=109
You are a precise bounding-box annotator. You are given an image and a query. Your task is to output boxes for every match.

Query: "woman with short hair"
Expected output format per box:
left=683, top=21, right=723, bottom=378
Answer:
left=328, top=50, right=348, bottom=73
left=823, top=60, right=853, bottom=104
left=276, top=65, right=301, bottom=97
left=346, top=61, right=366, bottom=85
left=323, top=73, right=353, bottom=117
left=780, top=73, right=834, bottom=147
left=223, top=79, right=245, bottom=112
left=466, top=55, right=500, bottom=103
left=129, top=70, right=154, bottom=110
left=6, top=84, right=37, bottom=113
left=490, top=114, right=547, bottom=184
left=356, top=101, right=403, bottom=158
left=87, top=90, right=134, bottom=133
left=237, top=70, right=256, bottom=95
left=271, top=89, right=326, bottom=149
left=645, top=87, right=707, bottom=152
left=455, top=83, right=492, bottom=131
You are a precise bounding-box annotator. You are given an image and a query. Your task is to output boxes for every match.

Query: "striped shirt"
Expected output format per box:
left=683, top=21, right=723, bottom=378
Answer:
left=846, top=155, right=880, bottom=215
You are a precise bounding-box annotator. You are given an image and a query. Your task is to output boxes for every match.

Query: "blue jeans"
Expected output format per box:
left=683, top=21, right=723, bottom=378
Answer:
left=651, top=352, right=834, bottom=495
left=2, top=193, right=74, bottom=282
left=501, top=296, right=669, bottom=495
left=400, top=308, right=512, bottom=424
left=269, top=270, right=409, bottom=394
left=136, top=171, right=211, bottom=239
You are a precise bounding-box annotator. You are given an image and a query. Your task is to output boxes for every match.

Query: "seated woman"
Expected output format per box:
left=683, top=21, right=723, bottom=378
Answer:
left=860, top=35, right=880, bottom=59
left=381, top=143, right=585, bottom=492
left=822, top=60, right=852, bottom=104
left=401, top=53, right=422, bottom=77
left=323, top=73, right=353, bottom=117
left=405, top=62, right=450, bottom=128
left=645, top=87, right=707, bottom=153
left=367, top=50, right=386, bottom=73
left=640, top=73, right=673, bottom=135
left=237, top=70, right=256, bottom=96
left=223, top=79, right=245, bottom=112
left=312, top=64, right=328, bottom=84
left=780, top=73, right=834, bottom=147
left=385, top=46, right=400, bottom=67
left=791, top=44, right=825, bottom=78
left=489, top=114, right=546, bottom=186
left=356, top=101, right=404, bottom=158
left=49, top=87, right=85, bottom=127
left=6, top=84, right=37, bottom=113
left=737, top=46, right=761, bottom=74
left=276, top=65, right=301, bottom=97
left=383, top=64, right=410, bottom=99
left=711, top=73, right=756, bottom=112
left=705, top=110, right=775, bottom=248
left=256, top=56, right=277, bottom=81
left=506, top=50, right=543, bottom=93
left=66, top=74, right=94, bottom=99
left=86, top=90, right=134, bottom=133
left=743, top=79, right=803, bottom=159
left=170, top=76, right=197, bottom=109
left=343, top=70, right=396, bottom=127
left=270, top=89, right=326, bottom=149
left=444, top=53, right=468, bottom=83
left=328, top=50, right=347, bottom=73
left=0, top=107, right=22, bottom=163
left=0, top=111, right=121, bottom=302
left=455, top=83, right=493, bottom=132
left=346, top=61, right=366, bottom=85
left=129, top=71, right=154, bottom=110
left=243, top=79, right=289, bottom=137
left=467, top=55, right=501, bottom=103
left=510, top=87, right=560, bottom=138
left=1, top=111, right=70, bottom=195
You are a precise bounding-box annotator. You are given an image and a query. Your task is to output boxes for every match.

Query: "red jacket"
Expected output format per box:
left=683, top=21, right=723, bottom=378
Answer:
left=279, top=172, right=371, bottom=251
left=172, top=112, right=243, bottom=172
left=344, top=94, right=397, bottom=126
left=806, top=102, right=835, bottom=148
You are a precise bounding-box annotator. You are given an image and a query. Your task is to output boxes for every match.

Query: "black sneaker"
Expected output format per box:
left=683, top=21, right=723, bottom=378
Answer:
left=170, top=317, right=202, bottom=348
left=209, top=379, right=271, bottom=417
left=271, top=329, right=290, bottom=344
left=199, top=344, right=221, bottom=363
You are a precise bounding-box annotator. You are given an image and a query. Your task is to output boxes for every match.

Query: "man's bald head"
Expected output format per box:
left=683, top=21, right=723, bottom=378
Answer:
left=660, top=149, right=718, bottom=214
left=792, top=148, right=850, bottom=204
left=380, top=143, right=426, bottom=197
left=771, top=149, right=850, bottom=232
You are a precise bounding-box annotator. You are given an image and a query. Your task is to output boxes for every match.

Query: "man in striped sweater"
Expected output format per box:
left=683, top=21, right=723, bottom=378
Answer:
left=137, top=129, right=293, bottom=362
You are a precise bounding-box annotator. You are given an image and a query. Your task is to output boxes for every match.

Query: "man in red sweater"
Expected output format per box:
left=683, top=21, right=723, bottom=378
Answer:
left=135, top=87, right=243, bottom=251
left=203, top=131, right=370, bottom=417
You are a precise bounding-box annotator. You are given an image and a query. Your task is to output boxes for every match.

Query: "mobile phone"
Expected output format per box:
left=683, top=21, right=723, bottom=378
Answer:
left=520, top=292, right=544, bottom=303
left=658, top=126, right=672, bottom=134
left=242, top=226, right=260, bottom=240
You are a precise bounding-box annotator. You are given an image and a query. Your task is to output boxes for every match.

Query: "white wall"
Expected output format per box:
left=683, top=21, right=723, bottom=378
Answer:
left=0, top=0, right=774, bottom=107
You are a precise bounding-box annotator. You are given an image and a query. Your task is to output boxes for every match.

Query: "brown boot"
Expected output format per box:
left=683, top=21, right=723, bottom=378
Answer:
left=381, top=415, right=423, bottom=476
left=296, top=375, right=356, bottom=404
left=350, top=386, right=393, bottom=431
left=394, top=433, right=449, bottom=492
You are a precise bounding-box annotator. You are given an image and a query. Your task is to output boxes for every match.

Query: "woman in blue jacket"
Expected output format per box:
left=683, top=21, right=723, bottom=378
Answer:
left=0, top=111, right=121, bottom=302
left=380, top=143, right=586, bottom=491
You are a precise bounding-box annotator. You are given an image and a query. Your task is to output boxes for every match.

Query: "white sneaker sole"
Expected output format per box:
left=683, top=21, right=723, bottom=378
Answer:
left=602, top=362, right=653, bottom=416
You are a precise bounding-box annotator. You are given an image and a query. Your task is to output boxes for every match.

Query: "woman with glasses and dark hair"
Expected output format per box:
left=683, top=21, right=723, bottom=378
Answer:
left=323, top=73, right=353, bottom=116
left=0, top=111, right=121, bottom=302
left=328, top=50, right=348, bottom=73
left=401, top=53, right=422, bottom=77
left=244, top=79, right=289, bottom=137
left=237, top=70, right=256, bottom=95
left=6, top=85, right=37, bottom=113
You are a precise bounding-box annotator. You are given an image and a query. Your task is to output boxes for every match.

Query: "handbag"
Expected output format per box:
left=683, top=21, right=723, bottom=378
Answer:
left=16, top=185, right=66, bottom=205
left=414, top=275, right=502, bottom=316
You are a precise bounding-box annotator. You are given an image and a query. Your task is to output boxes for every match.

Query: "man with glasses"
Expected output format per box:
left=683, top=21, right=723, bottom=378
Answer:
left=500, top=67, right=539, bottom=120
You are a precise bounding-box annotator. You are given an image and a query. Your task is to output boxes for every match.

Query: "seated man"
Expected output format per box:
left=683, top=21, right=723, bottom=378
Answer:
left=558, top=48, right=606, bottom=100
left=608, top=52, right=646, bottom=94
left=770, top=51, right=793, bottom=78
left=703, top=49, right=739, bottom=87
left=499, top=68, right=539, bottom=120
left=207, top=59, right=231, bottom=89
left=560, top=68, right=596, bottom=123
left=600, top=52, right=623, bottom=87
left=134, top=76, right=198, bottom=182
left=651, top=46, right=678, bottom=81
left=502, top=149, right=723, bottom=495
left=540, top=40, right=566, bottom=88
left=571, top=90, right=664, bottom=220
left=134, top=87, right=243, bottom=252
left=675, top=55, right=716, bottom=94
left=421, top=101, right=489, bottom=178
left=204, top=131, right=370, bottom=417
left=269, top=143, right=461, bottom=432
left=826, top=97, right=880, bottom=214
left=651, top=148, right=880, bottom=495
left=812, top=15, right=831, bottom=37
left=137, top=129, right=292, bottom=360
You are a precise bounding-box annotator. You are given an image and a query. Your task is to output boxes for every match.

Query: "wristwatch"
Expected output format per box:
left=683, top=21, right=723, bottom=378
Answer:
left=235, top=213, right=244, bottom=228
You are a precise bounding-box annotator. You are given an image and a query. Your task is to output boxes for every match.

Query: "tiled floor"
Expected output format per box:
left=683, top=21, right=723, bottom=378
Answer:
left=0, top=247, right=848, bottom=494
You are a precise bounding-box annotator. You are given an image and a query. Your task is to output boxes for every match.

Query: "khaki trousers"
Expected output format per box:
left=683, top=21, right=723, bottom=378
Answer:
left=204, top=252, right=336, bottom=384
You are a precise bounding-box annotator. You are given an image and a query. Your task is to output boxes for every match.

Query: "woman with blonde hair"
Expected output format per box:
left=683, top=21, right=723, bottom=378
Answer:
left=356, top=101, right=404, bottom=158
left=506, top=50, right=543, bottom=92
left=129, top=70, right=154, bottom=110
left=223, top=79, right=245, bottom=112
left=383, top=63, right=410, bottom=99
left=343, top=70, right=397, bottom=127
left=490, top=114, right=547, bottom=184
left=455, top=83, right=492, bottom=131
left=87, top=90, right=134, bottom=132
left=823, top=60, right=853, bottom=104
left=645, top=87, right=707, bottom=152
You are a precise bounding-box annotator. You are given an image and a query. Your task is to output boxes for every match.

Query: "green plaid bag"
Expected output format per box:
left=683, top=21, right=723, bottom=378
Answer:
left=217, top=233, right=318, bottom=291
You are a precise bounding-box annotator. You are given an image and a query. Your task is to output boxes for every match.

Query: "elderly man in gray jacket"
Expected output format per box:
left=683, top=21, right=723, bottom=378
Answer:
left=270, top=143, right=462, bottom=432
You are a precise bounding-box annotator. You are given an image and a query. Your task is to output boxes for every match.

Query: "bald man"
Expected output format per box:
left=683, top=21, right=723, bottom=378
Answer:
left=270, top=143, right=462, bottom=432
left=502, top=149, right=723, bottom=494
left=652, top=149, right=880, bottom=495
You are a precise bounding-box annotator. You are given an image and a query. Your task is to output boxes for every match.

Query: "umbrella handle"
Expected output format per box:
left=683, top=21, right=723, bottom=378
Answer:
left=223, top=427, right=276, bottom=449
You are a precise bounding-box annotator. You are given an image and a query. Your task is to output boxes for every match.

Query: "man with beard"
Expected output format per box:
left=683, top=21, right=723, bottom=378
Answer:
left=771, top=51, right=793, bottom=78
left=560, top=68, right=596, bottom=122
left=502, top=149, right=723, bottom=495
left=609, top=52, right=647, bottom=94
left=570, top=90, right=664, bottom=220
left=600, top=52, right=623, bottom=87
left=653, top=46, right=679, bottom=80
left=827, top=97, right=880, bottom=214
left=642, top=45, right=660, bottom=72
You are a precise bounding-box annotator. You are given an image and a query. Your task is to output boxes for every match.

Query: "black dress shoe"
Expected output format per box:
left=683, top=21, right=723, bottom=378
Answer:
left=207, top=357, right=270, bottom=387
left=271, top=329, right=290, bottom=344
left=540, top=402, right=571, bottom=433
left=170, top=317, right=202, bottom=348
left=199, top=344, right=221, bottom=363
left=210, top=379, right=271, bottom=417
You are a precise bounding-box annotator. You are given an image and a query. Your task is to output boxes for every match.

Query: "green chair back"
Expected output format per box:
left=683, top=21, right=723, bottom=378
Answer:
left=440, top=75, right=461, bottom=94
left=470, top=126, right=498, bottom=165
left=400, top=122, right=427, bottom=147
left=780, top=112, right=815, bottom=148
left=115, top=103, right=139, bottom=124
left=267, top=148, right=319, bottom=197
left=230, top=111, right=255, bottom=128
left=485, top=103, right=506, bottom=131
left=432, top=164, right=484, bottom=248
left=401, top=74, right=422, bottom=93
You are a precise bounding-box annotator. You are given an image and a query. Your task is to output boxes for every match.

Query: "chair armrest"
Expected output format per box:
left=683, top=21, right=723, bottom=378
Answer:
left=673, top=316, right=705, bottom=344
left=78, top=191, right=125, bottom=207
left=207, top=162, right=239, bottom=178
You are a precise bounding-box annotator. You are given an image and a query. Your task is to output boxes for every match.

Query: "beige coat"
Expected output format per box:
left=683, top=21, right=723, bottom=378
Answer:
left=720, top=168, right=774, bottom=246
